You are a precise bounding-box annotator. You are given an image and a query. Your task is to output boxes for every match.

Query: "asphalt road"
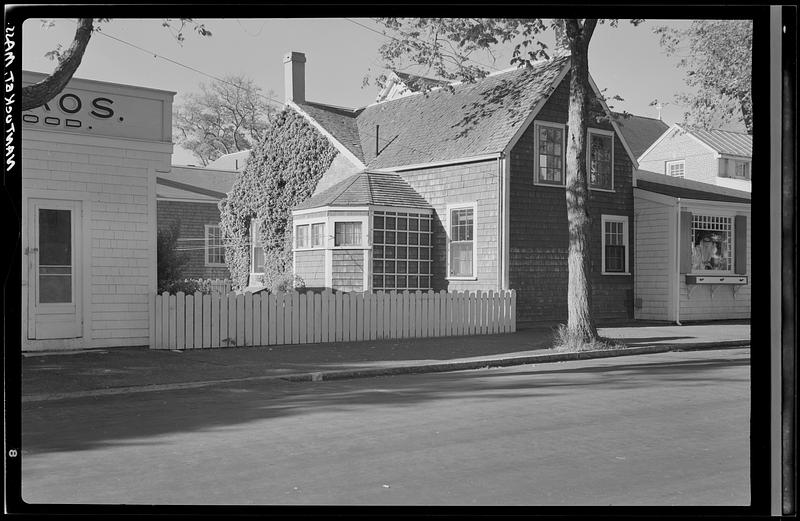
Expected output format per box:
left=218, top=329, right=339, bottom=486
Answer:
left=20, top=348, right=750, bottom=506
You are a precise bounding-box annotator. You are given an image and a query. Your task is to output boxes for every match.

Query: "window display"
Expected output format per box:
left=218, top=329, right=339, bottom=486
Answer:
left=690, top=215, right=732, bottom=272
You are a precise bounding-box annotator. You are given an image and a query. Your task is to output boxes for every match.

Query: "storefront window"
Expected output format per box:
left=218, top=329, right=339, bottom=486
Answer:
left=372, top=211, right=432, bottom=291
left=690, top=215, right=733, bottom=272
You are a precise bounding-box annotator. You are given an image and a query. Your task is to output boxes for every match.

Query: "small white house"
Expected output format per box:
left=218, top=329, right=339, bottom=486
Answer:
left=21, top=71, right=175, bottom=351
left=634, top=170, right=750, bottom=323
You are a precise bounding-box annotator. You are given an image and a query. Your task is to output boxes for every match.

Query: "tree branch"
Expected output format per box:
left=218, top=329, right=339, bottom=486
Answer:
left=21, top=18, right=95, bottom=111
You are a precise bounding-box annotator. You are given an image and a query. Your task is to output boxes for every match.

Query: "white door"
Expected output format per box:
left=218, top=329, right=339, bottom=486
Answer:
left=27, top=199, right=82, bottom=340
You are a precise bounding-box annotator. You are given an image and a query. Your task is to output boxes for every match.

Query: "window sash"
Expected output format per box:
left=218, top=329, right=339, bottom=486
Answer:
left=372, top=211, right=433, bottom=291
left=311, top=223, right=325, bottom=247
left=295, top=224, right=310, bottom=248
left=449, top=207, right=475, bottom=277
left=536, top=124, right=564, bottom=184
left=334, top=222, right=362, bottom=246
left=205, top=225, right=225, bottom=265
left=602, top=217, right=627, bottom=274
left=690, top=214, right=734, bottom=273
left=667, top=160, right=685, bottom=178
left=589, top=133, right=613, bottom=189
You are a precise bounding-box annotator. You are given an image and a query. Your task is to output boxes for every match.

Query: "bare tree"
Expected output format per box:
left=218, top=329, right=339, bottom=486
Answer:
left=174, top=75, right=279, bottom=166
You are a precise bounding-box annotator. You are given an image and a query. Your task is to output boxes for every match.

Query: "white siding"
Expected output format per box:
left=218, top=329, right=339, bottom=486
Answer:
left=633, top=195, right=673, bottom=320
left=22, top=130, right=171, bottom=350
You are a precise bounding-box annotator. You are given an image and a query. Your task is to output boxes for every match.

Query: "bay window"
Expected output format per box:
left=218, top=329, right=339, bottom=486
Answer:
left=372, top=210, right=432, bottom=291
left=334, top=221, right=362, bottom=246
left=295, top=224, right=310, bottom=248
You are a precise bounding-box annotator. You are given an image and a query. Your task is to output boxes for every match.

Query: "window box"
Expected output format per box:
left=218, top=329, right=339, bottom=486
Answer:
left=685, top=275, right=748, bottom=285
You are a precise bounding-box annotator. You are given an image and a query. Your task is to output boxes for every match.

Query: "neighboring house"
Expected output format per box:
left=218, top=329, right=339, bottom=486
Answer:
left=205, top=149, right=250, bottom=172
left=21, top=71, right=174, bottom=351
left=266, top=51, right=641, bottom=324
left=637, top=124, right=752, bottom=192
left=613, top=113, right=669, bottom=159
left=634, top=170, right=750, bottom=322
left=156, top=165, right=238, bottom=280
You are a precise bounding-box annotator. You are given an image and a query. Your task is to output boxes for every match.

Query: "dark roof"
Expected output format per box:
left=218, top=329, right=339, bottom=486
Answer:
left=685, top=127, right=752, bottom=158
left=293, top=171, right=432, bottom=211
left=613, top=113, right=669, bottom=159
left=294, top=101, right=364, bottom=162
left=156, top=166, right=237, bottom=201
left=294, top=55, right=571, bottom=169
left=635, top=170, right=750, bottom=204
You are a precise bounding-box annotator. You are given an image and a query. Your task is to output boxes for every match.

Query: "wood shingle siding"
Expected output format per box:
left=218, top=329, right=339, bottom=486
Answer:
left=295, top=250, right=326, bottom=289
left=508, top=73, right=634, bottom=323
left=332, top=249, right=365, bottom=292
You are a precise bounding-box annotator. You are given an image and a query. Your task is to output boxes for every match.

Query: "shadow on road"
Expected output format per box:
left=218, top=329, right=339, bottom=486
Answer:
left=22, top=354, right=750, bottom=455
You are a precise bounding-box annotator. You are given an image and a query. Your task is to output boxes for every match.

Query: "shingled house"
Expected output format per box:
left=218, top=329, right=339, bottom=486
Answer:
left=277, top=51, right=640, bottom=324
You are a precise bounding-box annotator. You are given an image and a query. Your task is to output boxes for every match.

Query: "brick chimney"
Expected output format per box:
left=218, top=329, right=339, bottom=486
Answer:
left=283, top=51, right=306, bottom=103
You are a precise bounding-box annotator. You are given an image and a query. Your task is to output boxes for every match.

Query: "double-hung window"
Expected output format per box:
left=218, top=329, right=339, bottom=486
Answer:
left=588, top=130, right=614, bottom=190
left=311, top=223, right=325, bottom=247
left=205, top=224, right=226, bottom=266
left=535, top=122, right=565, bottom=185
left=448, top=204, right=476, bottom=279
left=601, top=215, right=629, bottom=274
left=334, top=222, right=362, bottom=247
left=295, top=224, right=310, bottom=248
left=666, top=160, right=685, bottom=178
left=250, top=220, right=264, bottom=273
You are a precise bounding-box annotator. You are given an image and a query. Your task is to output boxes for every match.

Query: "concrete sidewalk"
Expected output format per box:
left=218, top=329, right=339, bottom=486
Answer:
left=21, top=321, right=750, bottom=402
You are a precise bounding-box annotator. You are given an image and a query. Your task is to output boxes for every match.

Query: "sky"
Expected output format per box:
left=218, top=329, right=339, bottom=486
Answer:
left=21, top=17, right=739, bottom=166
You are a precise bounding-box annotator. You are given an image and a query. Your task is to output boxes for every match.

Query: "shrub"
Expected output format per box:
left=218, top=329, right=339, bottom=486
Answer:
left=550, top=324, right=627, bottom=353
left=218, top=108, right=338, bottom=290
left=157, top=224, right=189, bottom=293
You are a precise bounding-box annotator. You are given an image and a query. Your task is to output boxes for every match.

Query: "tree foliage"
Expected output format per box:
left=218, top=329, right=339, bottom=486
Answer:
left=654, top=20, right=752, bottom=134
left=218, top=109, right=337, bottom=290
left=174, top=75, right=279, bottom=166
left=371, top=18, right=642, bottom=342
left=22, top=18, right=211, bottom=111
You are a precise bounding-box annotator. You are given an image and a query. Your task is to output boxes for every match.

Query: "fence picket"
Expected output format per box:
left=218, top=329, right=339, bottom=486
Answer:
left=211, top=293, right=220, bottom=348
left=298, top=293, right=307, bottom=344
left=151, top=288, right=516, bottom=350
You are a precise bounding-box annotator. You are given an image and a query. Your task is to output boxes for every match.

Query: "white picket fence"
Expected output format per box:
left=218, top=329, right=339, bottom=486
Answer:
left=150, top=289, right=516, bottom=350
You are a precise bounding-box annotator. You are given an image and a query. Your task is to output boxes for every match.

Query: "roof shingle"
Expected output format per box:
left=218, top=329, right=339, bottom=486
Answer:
left=293, top=171, right=432, bottom=210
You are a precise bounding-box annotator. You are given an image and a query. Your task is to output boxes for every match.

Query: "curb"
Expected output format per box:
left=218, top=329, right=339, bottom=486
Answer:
left=22, top=340, right=749, bottom=403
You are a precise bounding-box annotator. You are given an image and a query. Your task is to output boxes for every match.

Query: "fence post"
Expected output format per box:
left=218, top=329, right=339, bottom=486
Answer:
left=202, top=294, right=211, bottom=347
left=298, top=292, right=307, bottom=344
left=320, top=290, right=330, bottom=343
left=276, top=293, right=285, bottom=346
left=219, top=292, right=229, bottom=347
left=154, top=293, right=163, bottom=349
left=176, top=291, right=185, bottom=349
left=191, top=291, right=201, bottom=348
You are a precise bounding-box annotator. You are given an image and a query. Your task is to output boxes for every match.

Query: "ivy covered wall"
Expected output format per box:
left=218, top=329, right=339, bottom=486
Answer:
left=218, top=108, right=338, bottom=290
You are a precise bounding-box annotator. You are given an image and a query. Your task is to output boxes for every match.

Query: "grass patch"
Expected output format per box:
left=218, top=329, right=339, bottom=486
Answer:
left=550, top=324, right=628, bottom=353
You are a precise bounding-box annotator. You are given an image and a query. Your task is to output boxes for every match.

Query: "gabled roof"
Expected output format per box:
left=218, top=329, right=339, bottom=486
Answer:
left=685, top=127, right=752, bottom=158
left=635, top=170, right=750, bottom=204
left=613, top=113, right=670, bottom=159
left=157, top=165, right=237, bottom=201
left=293, top=171, right=432, bottom=211
left=292, top=55, right=573, bottom=170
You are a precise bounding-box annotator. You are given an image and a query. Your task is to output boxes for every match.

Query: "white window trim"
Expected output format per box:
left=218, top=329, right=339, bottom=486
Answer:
left=533, top=120, right=566, bottom=187
left=310, top=222, right=326, bottom=249
left=204, top=224, right=226, bottom=267
left=600, top=215, right=630, bottom=275
left=333, top=220, right=366, bottom=249
left=666, top=159, right=685, bottom=178
left=688, top=214, right=736, bottom=276
left=587, top=128, right=615, bottom=192
left=446, top=201, right=479, bottom=281
left=294, top=223, right=311, bottom=250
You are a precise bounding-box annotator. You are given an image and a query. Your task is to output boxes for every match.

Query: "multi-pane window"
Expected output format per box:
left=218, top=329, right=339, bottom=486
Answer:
left=250, top=220, right=264, bottom=273
left=734, top=161, right=750, bottom=180
left=602, top=218, right=627, bottom=273
left=295, top=224, right=310, bottom=248
left=589, top=131, right=613, bottom=190
left=449, top=207, right=475, bottom=278
left=205, top=224, right=225, bottom=266
left=334, top=221, right=362, bottom=246
left=536, top=123, right=564, bottom=185
left=666, top=160, right=685, bottom=178
left=311, top=223, right=325, bottom=247
left=690, top=215, right=733, bottom=272
left=372, top=211, right=432, bottom=291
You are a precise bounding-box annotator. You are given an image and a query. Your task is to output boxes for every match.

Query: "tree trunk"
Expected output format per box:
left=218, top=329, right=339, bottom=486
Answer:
left=21, top=18, right=94, bottom=111
left=563, top=21, right=598, bottom=342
